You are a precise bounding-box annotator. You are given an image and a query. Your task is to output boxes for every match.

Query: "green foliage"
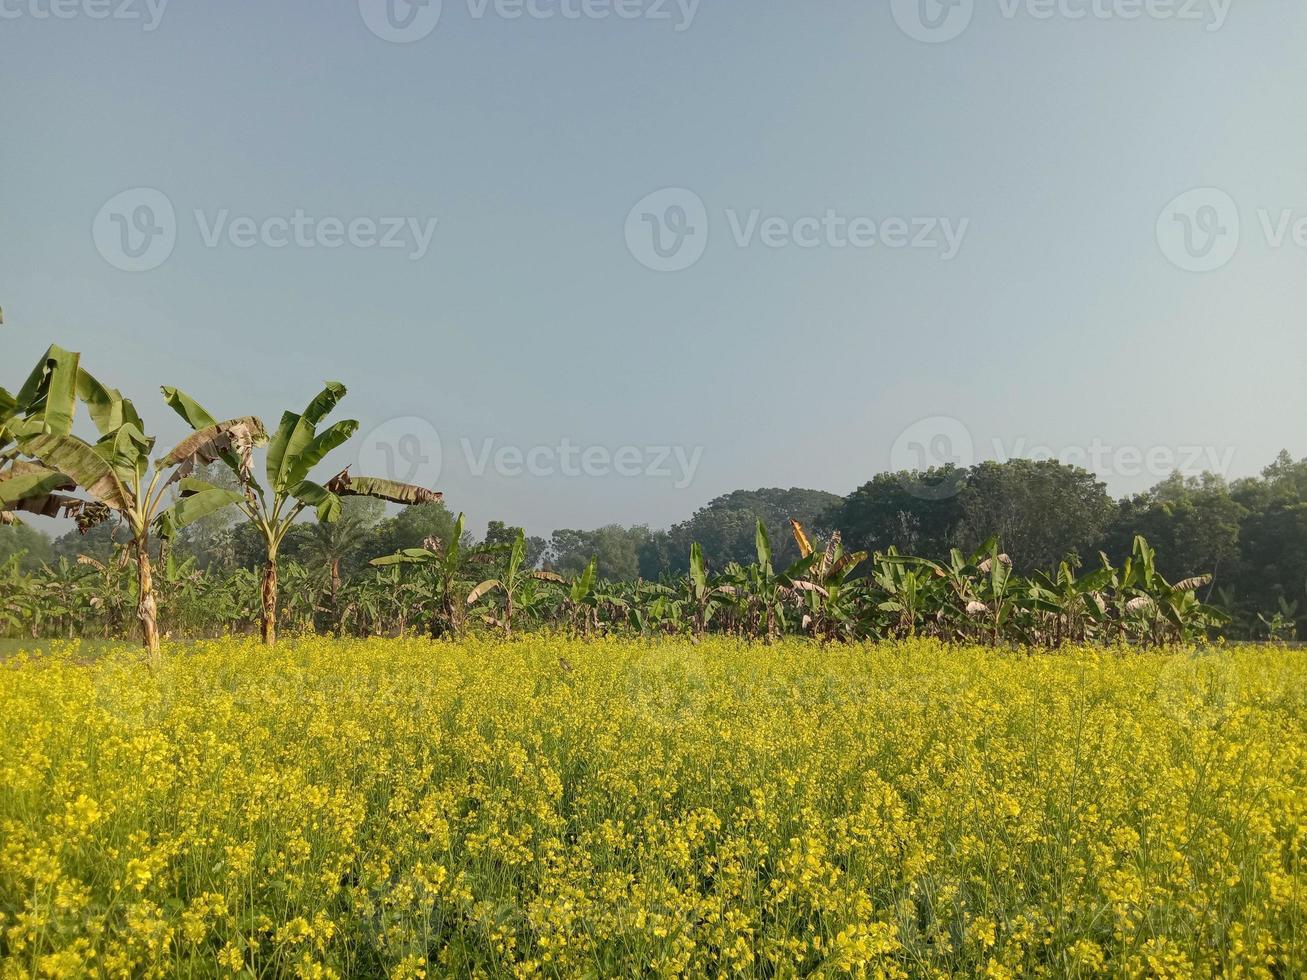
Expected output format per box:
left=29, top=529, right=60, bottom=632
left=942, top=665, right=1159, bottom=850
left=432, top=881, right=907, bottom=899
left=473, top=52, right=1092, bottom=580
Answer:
left=665, top=487, right=844, bottom=574
left=0, top=523, right=52, bottom=572
left=548, top=525, right=648, bottom=580
left=4, top=344, right=1304, bottom=646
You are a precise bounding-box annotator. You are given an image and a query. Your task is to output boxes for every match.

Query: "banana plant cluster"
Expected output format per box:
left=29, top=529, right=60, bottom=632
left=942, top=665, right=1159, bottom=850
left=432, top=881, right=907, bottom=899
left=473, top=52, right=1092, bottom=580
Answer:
left=2, top=345, right=440, bottom=660
left=2, top=345, right=1233, bottom=651
left=870, top=533, right=1226, bottom=646
left=161, top=382, right=440, bottom=645
left=1, top=521, right=1232, bottom=647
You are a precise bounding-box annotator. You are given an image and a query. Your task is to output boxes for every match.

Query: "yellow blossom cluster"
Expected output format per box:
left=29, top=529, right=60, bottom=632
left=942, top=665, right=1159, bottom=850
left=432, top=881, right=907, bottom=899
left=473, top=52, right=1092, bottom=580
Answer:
left=1, top=637, right=1303, bottom=977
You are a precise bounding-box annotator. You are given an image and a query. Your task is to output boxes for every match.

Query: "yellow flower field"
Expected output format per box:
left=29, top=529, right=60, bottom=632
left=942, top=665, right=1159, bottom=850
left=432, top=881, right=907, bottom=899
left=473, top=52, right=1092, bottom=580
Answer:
left=1, top=638, right=1304, bottom=978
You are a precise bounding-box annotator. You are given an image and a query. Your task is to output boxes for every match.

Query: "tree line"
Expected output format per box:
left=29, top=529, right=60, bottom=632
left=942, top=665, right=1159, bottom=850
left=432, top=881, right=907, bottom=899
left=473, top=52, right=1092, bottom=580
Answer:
left=3, top=344, right=1304, bottom=647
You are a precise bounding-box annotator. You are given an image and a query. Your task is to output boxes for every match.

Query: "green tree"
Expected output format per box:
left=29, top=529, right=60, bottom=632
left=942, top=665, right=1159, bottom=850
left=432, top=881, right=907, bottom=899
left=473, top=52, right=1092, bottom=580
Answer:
left=821, top=468, right=965, bottom=561
left=371, top=500, right=461, bottom=557
left=302, top=497, right=385, bottom=610
left=4, top=348, right=268, bottom=662
left=954, top=460, right=1116, bottom=572
left=668, top=488, right=843, bottom=574
left=160, top=383, right=441, bottom=645
left=0, top=523, right=52, bottom=572
left=548, top=525, right=648, bottom=580
left=1230, top=453, right=1307, bottom=635
left=173, top=462, right=244, bottom=572
left=1103, top=473, right=1243, bottom=586
left=485, top=521, right=547, bottom=571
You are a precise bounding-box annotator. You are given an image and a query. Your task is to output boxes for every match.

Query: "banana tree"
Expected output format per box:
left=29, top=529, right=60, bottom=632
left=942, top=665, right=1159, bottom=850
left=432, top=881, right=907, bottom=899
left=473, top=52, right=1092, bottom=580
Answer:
left=0, top=554, right=34, bottom=633
left=627, top=580, right=684, bottom=636
left=972, top=545, right=1022, bottom=645
left=536, top=557, right=631, bottom=638
left=871, top=546, right=951, bottom=639
left=734, top=521, right=823, bottom=642
left=371, top=513, right=488, bottom=638
left=1258, top=597, right=1299, bottom=642
left=466, top=528, right=554, bottom=637
left=77, top=549, right=135, bottom=639
left=1026, top=561, right=1114, bottom=646
left=789, top=522, right=863, bottom=641
left=3, top=356, right=267, bottom=664
left=563, top=558, right=606, bottom=638
left=160, top=383, right=441, bottom=645
left=1, top=346, right=103, bottom=528
left=1110, top=536, right=1224, bottom=644
left=687, top=542, right=737, bottom=638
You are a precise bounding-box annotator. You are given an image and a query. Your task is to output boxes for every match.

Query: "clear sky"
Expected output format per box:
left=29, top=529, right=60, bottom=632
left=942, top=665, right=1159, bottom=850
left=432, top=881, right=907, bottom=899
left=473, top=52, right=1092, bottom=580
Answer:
left=3, top=0, right=1305, bottom=536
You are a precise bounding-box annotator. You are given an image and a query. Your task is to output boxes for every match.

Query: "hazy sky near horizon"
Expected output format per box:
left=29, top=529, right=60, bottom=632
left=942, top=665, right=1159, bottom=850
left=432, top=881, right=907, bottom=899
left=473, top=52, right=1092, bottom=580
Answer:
left=2, top=0, right=1305, bottom=536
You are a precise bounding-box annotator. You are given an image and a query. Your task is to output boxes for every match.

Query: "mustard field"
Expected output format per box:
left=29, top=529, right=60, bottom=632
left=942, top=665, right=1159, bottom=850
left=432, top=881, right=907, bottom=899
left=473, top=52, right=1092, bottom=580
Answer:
left=1, top=638, right=1304, bottom=978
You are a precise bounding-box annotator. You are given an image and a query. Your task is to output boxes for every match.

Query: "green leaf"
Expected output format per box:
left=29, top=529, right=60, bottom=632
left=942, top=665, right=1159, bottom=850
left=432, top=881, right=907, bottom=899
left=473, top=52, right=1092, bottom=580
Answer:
left=159, top=487, right=245, bottom=531
left=99, top=422, right=154, bottom=484
left=290, top=480, right=342, bottom=523
left=264, top=411, right=300, bottom=491
left=689, top=542, right=707, bottom=594
left=159, top=386, right=218, bottom=430
left=176, top=477, right=227, bottom=497
left=17, top=346, right=81, bottom=435
left=20, top=433, right=132, bottom=512
left=75, top=369, right=135, bottom=437
left=780, top=552, right=819, bottom=582
left=301, top=382, right=347, bottom=427
left=507, top=529, right=526, bottom=580
left=262, top=384, right=348, bottom=492
left=448, top=513, right=466, bottom=560
left=370, top=549, right=438, bottom=567
left=755, top=520, right=772, bottom=570
left=325, top=471, right=442, bottom=505
left=0, top=465, right=75, bottom=507
left=287, top=420, right=359, bottom=486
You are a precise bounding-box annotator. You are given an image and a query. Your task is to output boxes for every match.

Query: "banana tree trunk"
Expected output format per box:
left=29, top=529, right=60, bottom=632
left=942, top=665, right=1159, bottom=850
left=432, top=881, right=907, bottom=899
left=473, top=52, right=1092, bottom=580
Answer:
left=136, top=540, right=160, bottom=667
left=261, top=556, right=278, bottom=646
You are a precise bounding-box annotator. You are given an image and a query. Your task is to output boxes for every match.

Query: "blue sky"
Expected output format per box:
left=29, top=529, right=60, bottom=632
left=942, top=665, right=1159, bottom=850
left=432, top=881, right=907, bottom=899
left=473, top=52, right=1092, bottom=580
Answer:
left=3, top=0, right=1305, bottom=536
